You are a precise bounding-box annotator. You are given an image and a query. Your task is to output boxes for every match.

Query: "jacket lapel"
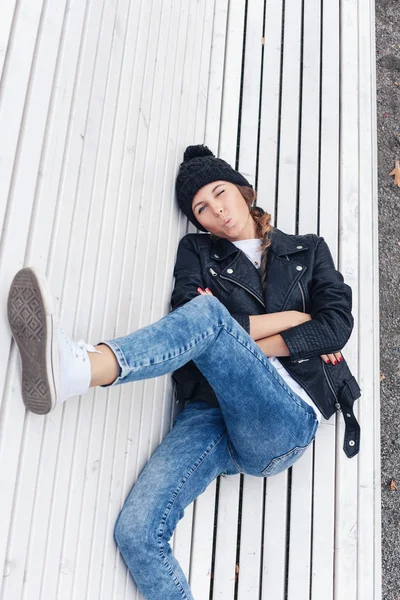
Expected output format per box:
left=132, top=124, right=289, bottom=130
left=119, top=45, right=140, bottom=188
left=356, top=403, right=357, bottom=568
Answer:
left=209, top=227, right=310, bottom=313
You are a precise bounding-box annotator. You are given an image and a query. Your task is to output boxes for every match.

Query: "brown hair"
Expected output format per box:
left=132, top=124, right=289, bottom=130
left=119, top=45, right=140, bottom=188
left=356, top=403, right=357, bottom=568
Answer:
left=209, top=184, right=274, bottom=296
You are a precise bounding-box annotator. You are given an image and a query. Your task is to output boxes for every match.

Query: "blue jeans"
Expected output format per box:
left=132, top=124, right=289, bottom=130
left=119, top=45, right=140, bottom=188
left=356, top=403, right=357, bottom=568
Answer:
left=99, top=295, right=318, bottom=599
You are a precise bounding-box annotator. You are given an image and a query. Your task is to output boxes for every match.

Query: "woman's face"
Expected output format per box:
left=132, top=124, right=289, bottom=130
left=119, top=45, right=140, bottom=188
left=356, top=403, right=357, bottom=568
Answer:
left=191, top=180, right=258, bottom=241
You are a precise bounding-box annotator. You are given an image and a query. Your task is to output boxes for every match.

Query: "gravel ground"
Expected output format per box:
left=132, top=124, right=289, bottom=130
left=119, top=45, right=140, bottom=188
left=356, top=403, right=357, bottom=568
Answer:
left=376, top=1, right=400, bottom=598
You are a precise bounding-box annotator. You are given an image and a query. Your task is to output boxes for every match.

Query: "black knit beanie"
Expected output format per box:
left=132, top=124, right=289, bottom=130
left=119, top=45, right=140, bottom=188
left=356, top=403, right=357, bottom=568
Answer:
left=175, top=144, right=253, bottom=232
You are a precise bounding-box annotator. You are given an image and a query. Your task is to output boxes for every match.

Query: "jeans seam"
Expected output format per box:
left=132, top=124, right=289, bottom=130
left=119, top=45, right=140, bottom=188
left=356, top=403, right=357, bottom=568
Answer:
left=226, top=440, right=242, bottom=473
left=156, top=430, right=228, bottom=591
left=161, top=558, right=191, bottom=599
left=100, top=340, right=129, bottom=374
left=118, top=326, right=225, bottom=375
left=223, top=325, right=316, bottom=416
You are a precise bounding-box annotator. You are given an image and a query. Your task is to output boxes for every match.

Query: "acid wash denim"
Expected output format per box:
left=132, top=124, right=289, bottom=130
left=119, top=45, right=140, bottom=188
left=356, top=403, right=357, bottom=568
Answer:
left=98, top=294, right=319, bottom=600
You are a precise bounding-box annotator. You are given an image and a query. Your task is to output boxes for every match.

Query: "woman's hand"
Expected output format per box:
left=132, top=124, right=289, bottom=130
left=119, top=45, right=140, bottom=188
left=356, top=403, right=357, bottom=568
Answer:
left=198, top=290, right=343, bottom=365
left=320, top=351, right=342, bottom=364
left=197, top=287, right=214, bottom=297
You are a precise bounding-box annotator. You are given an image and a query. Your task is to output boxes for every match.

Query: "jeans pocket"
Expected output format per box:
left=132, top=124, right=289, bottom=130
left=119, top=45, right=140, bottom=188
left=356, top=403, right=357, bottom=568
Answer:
left=262, top=440, right=313, bottom=477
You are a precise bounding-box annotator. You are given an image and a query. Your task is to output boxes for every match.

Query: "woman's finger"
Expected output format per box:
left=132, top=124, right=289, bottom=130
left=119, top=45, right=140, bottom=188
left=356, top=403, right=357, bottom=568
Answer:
left=197, top=287, right=213, bottom=296
left=328, top=352, right=343, bottom=364
left=320, top=352, right=343, bottom=364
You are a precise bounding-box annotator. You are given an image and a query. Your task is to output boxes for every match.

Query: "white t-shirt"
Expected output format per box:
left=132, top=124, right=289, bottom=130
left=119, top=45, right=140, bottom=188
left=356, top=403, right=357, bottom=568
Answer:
left=231, top=237, right=322, bottom=422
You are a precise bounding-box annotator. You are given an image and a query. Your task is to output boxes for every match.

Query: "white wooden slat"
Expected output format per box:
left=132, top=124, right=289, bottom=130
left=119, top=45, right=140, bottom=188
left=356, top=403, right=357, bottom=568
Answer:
left=1, top=417, right=44, bottom=600
left=312, top=421, right=336, bottom=600
left=298, top=0, right=321, bottom=234
left=188, top=482, right=217, bottom=596
left=173, top=502, right=194, bottom=582
left=237, top=477, right=264, bottom=599
left=211, top=475, right=241, bottom=599
left=261, top=473, right=288, bottom=600
left=219, top=0, right=246, bottom=161
left=357, top=0, right=381, bottom=594
left=287, top=446, right=314, bottom=599
left=0, top=0, right=43, bottom=246
left=359, top=1, right=382, bottom=598
left=319, top=0, right=340, bottom=261
left=335, top=0, right=360, bottom=597
left=173, top=0, right=204, bottom=163
left=275, top=0, right=302, bottom=234
left=0, top=0, right=17, bottom=82
left=204, top=0, right=229, bottom=153
left=257, top=0, right=284, bottom=226
left=311, top=0, right=340, bottom=596
left=238, top=0, right=264, bottom=186
left=0, top=369, right=27, bottom=596
left=191, top=0, right=216, bottom=145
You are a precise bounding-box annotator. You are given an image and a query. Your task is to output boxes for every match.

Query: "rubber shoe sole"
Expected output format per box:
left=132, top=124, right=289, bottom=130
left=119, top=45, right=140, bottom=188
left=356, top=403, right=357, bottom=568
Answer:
left=7, top=267, right=58, bottom=415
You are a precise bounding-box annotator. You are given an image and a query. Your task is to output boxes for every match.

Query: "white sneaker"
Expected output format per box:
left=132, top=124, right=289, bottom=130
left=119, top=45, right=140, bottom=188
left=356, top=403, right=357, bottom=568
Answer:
left=7, top=267, right=103, bottom=415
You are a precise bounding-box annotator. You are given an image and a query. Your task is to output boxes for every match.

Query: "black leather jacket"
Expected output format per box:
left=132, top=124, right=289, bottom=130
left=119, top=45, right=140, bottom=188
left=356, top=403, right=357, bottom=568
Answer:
left=169, top=226, right=361, bottom=457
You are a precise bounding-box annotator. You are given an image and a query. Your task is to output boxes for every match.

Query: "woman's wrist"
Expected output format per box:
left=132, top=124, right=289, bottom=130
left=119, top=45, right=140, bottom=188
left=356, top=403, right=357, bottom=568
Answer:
left=249, top=311, right=296, bottom=341
left=256, top=334, right=291, bottom=358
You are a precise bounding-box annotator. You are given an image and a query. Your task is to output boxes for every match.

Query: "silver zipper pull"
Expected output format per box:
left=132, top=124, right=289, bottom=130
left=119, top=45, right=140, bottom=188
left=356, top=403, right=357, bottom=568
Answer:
left=335, top=402, right=342, bottom=412
left=209, top=268, right=217, bottom=276
left=296, top=358, right=309, bottom=363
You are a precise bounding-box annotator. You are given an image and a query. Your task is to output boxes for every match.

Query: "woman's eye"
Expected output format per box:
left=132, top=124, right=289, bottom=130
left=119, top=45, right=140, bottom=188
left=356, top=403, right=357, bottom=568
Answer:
left=198, top=190, right=224, bottom=214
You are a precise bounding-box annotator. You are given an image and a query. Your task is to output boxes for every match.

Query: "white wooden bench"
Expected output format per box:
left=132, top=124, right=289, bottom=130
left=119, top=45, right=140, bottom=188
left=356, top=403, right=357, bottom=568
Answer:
left=0, top=0, right=381, bottom=598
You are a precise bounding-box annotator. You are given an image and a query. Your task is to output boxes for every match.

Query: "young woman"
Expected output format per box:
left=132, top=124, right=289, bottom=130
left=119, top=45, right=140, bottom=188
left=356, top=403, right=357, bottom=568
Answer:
left=7, top=144, right=361, bottom=600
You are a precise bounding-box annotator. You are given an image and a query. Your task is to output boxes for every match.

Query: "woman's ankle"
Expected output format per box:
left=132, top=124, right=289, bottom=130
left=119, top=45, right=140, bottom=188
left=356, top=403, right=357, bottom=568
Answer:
left=89, top=344, right=120, bottom=387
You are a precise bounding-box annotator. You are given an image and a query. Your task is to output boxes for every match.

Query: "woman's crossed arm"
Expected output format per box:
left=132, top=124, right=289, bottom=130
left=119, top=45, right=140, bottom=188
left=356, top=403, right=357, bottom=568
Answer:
left=197, top=287, right=343, bottom=365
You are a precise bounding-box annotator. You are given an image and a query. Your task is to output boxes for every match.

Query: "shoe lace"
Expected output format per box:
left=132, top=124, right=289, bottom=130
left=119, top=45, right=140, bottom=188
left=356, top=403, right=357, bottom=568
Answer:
left=59, top=325, right=88, bottom=361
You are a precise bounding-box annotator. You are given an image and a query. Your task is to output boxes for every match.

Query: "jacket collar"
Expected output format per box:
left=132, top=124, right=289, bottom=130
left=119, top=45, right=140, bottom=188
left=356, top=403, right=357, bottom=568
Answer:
left=209, top=226, right=310, bottom=260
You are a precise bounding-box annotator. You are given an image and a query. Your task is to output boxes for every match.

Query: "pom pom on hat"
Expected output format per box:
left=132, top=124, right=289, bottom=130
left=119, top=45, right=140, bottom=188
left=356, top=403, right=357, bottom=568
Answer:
left=183, top=144, right=215, bottom=162
left=175, top=144, right=252, bottom=233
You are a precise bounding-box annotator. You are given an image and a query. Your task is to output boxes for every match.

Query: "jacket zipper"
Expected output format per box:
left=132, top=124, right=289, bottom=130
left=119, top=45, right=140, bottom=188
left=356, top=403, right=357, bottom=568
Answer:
left=209, top=268, right=230, bottom=293
left=216, top=270, right=266, bottom=308
left=322, top=360, right=342, bottom=412
left=285, top=256, right=341, bottom=412
left=298, top=281, right=305, bottom=312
